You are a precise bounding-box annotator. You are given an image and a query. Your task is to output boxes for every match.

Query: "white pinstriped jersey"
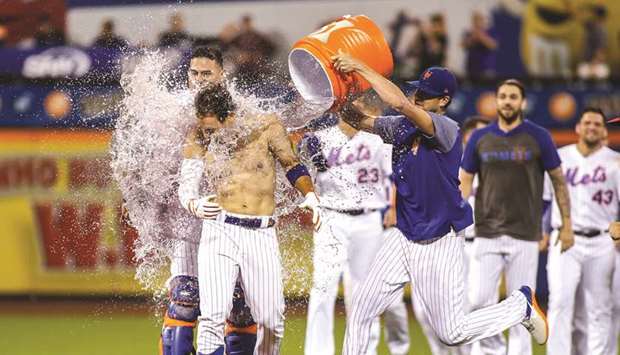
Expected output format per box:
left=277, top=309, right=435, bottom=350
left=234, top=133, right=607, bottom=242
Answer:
left=544, top=145, right=620, bottom=230
left=313, top=126, right=392, bottom=210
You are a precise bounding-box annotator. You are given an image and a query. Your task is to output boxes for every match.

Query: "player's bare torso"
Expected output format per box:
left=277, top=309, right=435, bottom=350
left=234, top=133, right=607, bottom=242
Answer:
left=192, top=114, right=288, bottom=216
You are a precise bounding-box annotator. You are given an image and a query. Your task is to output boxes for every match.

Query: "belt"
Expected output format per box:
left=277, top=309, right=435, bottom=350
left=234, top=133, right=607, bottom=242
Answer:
left=223, top=215, right=276, bottom=229
left=574, top=229, right=607, bottom=238
left=324, top=207, right=378, bottom=216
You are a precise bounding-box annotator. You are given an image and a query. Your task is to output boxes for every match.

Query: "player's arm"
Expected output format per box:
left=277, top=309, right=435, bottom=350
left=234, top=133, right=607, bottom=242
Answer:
left=178, top=128, right=221, bottom=219
left=547, top=166, right=574, bottom=252
left=332, top=51, right=434, bottom=136
left=459, top=170, right=475, bottom=200
left=267, top=117, right=321, bottom=229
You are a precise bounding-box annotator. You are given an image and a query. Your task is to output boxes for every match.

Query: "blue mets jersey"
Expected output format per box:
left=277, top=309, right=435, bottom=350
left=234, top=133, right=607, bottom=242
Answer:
left=374, top=112, right=473, bottom=242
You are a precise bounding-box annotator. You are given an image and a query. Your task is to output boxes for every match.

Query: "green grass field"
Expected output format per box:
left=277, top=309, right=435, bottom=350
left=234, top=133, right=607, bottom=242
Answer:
left=0, top=311, right=550, bottom=355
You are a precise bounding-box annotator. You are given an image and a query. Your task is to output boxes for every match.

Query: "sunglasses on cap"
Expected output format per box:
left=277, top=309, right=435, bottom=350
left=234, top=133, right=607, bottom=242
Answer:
left=414, top=89, right=442, bottom=101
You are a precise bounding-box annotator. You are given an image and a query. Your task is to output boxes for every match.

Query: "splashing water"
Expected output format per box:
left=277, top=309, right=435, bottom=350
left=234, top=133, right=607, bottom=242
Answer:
left=110, top=50, right=320, bottom=294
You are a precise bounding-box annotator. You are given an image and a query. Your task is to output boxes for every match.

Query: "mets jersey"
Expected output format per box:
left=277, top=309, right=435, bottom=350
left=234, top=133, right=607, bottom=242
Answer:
left=544, top=144, right=620, bottom=231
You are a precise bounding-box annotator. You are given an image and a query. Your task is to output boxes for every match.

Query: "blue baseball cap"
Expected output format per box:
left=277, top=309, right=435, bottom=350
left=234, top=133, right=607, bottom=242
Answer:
left=406, top=67, right=457, bottom=98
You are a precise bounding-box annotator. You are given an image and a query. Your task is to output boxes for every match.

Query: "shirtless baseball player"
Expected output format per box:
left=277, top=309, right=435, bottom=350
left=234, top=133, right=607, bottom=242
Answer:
left=178, top=82, right=320, bottom=355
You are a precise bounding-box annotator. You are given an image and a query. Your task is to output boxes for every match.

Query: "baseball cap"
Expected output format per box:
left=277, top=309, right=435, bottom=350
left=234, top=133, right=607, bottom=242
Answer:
left=406, top=67, right=457, bottom=98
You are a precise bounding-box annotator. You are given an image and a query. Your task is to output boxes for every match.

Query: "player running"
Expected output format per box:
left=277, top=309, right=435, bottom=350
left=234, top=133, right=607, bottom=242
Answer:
left=179, top=83, right=320, bottom=355
left=299, top=100, right=409, bottom=355
left=543, top=107, right=619, bottom=355
left=331, top=52, right=548, bottom=354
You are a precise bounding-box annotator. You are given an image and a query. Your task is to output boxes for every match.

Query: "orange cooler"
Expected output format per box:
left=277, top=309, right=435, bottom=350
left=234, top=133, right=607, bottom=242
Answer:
left=288, top=15, right=394, bottom=111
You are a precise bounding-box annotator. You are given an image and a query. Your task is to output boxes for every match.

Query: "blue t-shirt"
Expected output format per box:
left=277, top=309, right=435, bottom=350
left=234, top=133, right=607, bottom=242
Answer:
left=375, top=113, right=473, bottom=241
left=461, top=120, right=561, bottom=241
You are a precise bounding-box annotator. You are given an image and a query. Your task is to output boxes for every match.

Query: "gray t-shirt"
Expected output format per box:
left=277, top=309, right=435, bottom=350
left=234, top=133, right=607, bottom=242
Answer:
left=461, top=120, right=561, bottom=241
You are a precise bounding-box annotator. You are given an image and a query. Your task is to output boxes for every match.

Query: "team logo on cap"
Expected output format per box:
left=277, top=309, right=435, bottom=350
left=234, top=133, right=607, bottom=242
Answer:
left=423, top=70, right=432, bottom=80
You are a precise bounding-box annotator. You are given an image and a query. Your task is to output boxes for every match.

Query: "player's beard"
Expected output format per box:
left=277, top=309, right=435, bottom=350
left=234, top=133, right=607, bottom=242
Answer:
left=498, top=106, right=522, bottom=124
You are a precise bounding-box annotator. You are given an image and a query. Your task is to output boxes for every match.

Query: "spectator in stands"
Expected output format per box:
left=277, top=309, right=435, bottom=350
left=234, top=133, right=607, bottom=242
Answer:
left=462, top=11, right=497, bottom=82
left=158, top=13, right=191, bottom=48
left=577, top=5, right=609, bottom=81
left=92, top=19, right=128, bottom=50
left=388, top=10, right=421, bottom=82
left=34, top=17, right=65, bottom=47
left=410, top=13, right=448, bottom=77
left=226, top=15, right=277, bottom=89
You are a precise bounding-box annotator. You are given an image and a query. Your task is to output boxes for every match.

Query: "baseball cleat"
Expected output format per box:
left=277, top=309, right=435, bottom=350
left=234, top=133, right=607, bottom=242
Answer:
left=519, top=285, right=548, bottom=345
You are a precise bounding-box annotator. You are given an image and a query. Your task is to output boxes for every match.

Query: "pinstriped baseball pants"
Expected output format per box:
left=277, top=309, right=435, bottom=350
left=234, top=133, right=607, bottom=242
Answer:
left=343, top=228, right=528, bottom=355
left=196, top=218, right=284, bottom=355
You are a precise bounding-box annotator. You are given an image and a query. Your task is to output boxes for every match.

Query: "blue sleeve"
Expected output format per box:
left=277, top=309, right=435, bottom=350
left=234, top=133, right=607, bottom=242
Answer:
left=373, top=115, right=404, bottom=144
left=532, top=125, right=562, bottom=171
left=461, top=129, right=482, bottom=173
left=428, top=112, right=459, bottom=152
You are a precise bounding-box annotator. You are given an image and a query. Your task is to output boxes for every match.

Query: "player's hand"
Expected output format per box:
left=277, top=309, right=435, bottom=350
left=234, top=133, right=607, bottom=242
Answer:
left=555, top=224, right=574, bottom=252
left=298, top=192, right=321, bottom=231
left=538, top=233, right=550, bottom=252
left=188, top=194, right=221, bottom=220
left=383, top=206, right=397, bottom=228
left=331, top=50, right=365, bottom=74
left=610, top=221, right=620, bottom=242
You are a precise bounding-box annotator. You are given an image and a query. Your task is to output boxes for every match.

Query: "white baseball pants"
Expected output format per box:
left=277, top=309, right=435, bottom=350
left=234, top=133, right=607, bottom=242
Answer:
left=343, top=229, right=529, bottom=355
left=196, top=213, right=284, bottom=355
left=467, top=235, right=538, bottom=355
left=304, top=210, right=409, bottom=355
left=547, top=231, right=615, bottom=355
left=412, top=239, right=474, bottom=355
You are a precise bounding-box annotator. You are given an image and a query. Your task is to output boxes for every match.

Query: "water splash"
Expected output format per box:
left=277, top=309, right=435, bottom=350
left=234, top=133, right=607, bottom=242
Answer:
left=110, top=50, right=318, bottom=292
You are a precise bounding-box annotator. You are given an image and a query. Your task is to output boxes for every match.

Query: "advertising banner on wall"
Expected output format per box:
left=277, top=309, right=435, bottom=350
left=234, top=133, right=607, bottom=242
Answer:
left=0, top=130, right=144, bottom=295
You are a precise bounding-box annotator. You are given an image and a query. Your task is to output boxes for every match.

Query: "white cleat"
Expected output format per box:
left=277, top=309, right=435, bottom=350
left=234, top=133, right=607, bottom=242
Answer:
left=519, top=285, right=548, bottom=345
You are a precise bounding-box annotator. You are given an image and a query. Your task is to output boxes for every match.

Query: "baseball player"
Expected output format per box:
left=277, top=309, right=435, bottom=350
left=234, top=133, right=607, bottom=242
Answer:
left=411, top=115, right=490, bottom=355
left=160, top=46, right=257, bottom=355
left=331, top=52, right=547, bottom=355
left=178, top=83, right=321, bottom=355
left=300, top=106, right=409, bottom=355
left=460, top=79, right=573, bottom=355
left=543, top=107, right=619, bottom=355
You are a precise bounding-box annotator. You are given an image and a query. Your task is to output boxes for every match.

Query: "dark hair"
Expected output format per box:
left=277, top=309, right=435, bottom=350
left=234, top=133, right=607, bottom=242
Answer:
left=190, top=46, right=223, bottom=68
left=462, top=115, right=489, bottom=134
left=195, top=83, right=236, bottom=122
left=496, top=79, right=526, bottom=99
left=579, top=107, right=606, bottom=124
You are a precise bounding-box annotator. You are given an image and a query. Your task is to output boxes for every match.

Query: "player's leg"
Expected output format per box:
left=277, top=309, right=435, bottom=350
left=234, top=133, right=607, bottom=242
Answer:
left=545, top=231, right=581, bottom=355
left=581, top=236, right=615, bottom=354
left=467, top=236, right=506, bottom=355
left=224, top=279, right=257, bottom=355
left=343, top=228, right=410, bottom=355
left=343, top=211, right=385, bottom=355
left=383, top=289, right=410, bottom=355
left=570, top=284, right=587, bottom=355
left=196, top=221, right=240, bottom=355
left=610, top=252, right=620, bottom=355
left=411, top=293, right=450, bottom=355
left=160, top=274, right=200, bottom=355
left=411, top=233, right=530, bottom=347
left=504, top=236, right=539, bottom=355
left=305, top=211, right=347, bottom=355
left=238, top=226, right=285, bottom=355
left=160, top=218, right=201, bottom=355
